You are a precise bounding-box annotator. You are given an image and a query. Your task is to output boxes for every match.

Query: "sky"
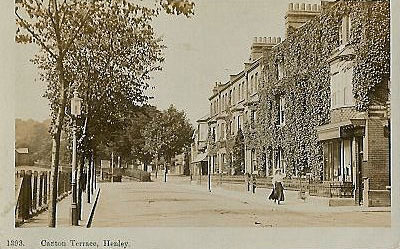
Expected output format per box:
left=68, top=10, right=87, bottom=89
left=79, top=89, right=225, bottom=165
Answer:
left=14, top=0, right=321, bottom=124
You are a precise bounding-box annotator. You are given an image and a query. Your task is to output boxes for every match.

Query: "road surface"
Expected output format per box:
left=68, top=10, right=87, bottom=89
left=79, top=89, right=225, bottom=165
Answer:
left=91, top=177, right=390, bottom=227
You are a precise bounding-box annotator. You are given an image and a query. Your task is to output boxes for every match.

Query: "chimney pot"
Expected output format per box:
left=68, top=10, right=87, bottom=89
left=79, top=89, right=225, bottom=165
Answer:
left=301, top=3, right=305, bottom=10
left=277, top=37, right=282, bottom=43
left=307, top=4, right=311, bottom=11
left=263, top=37, right=267, bottom=43
left=253, top=37, right=257, bottom=42
left=317, top=5, right=321, bottom=11
left=272, top=37, right=277, bottom=43
left=289, top=3, right=294, bottom=11
left=294, top=3, right=299, bottom=10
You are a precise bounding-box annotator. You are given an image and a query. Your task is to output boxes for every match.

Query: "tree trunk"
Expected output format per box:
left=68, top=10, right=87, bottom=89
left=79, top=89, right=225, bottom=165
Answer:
left=78, top=154, right=85, bottom=220
left=87, top=152, right=92, bottom=203
left=48, top=58, right=67, bottom=228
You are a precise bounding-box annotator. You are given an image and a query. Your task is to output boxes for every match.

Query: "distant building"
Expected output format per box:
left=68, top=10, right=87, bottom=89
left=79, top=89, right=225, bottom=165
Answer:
left=15, top=148, right=32, bottom=166
left=191, top=114, right=209, bottom=175
left=207, top=37, right=280, bottom=175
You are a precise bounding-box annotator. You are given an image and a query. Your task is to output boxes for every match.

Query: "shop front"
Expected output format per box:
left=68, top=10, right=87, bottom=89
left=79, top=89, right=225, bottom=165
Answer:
left=317, top=119, right=365, bottom=204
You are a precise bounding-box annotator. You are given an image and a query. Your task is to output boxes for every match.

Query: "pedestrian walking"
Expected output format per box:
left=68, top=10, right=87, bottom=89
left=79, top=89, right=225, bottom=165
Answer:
left=268, top=169, right=285, bottom=204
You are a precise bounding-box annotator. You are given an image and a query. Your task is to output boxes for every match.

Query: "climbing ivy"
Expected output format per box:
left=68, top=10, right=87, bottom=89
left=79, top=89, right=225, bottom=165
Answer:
left=247, top=1, right=389, bottom=180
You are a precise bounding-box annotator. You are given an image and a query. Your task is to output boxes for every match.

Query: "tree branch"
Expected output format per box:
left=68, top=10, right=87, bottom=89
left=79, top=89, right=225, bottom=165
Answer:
left=15, top=9, right=57, bottom=59
left=63, top=1, right=96, bottom=56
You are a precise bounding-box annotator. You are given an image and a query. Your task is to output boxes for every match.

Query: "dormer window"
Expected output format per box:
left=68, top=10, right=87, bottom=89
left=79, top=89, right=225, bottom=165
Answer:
left=339, top=15, right=351, bottom=46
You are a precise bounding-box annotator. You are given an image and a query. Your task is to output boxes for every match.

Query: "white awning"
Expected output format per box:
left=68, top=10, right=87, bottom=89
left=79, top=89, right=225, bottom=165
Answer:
left=316, top=119, right=365, bottom=141
left=192, top=153, right=208, bottom=163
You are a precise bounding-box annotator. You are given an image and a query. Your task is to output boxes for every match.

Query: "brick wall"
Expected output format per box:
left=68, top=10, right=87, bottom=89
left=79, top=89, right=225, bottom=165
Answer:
left=364, top=118, right=390, bottom=190
left=368, top=190, right=391, bottom=207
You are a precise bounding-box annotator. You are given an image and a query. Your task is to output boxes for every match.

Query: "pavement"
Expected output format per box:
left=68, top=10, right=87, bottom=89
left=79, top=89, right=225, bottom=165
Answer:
left=91, top=175, right=390, bottom=227
left=164, top=175, right=392, bottom=213
left=19, top=188, right=99, bottom=228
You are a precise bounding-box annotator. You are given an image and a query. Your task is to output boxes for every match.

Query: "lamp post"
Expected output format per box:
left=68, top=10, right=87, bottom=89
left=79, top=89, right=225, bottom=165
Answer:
left=208, top=156, right=212, bottom=192
left=70, top=88, right=82, bottom=226
left=164, top=163, right=167, bottom=182
left=111, top=151, right=114, bottom=183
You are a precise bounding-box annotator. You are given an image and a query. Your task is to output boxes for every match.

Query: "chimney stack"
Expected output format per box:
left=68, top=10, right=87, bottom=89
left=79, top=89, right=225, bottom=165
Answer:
left=249, top=36, right=282, bottom=61
left=285, top=2, right=321, bottom=38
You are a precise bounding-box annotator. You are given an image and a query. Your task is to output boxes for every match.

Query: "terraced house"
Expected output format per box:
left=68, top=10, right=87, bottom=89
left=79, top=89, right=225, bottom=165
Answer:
left=253, top=0, right=390, bottom=206
left=199, top=0, right=390, bottom=207
left=206, top=37, right=280, bottom=176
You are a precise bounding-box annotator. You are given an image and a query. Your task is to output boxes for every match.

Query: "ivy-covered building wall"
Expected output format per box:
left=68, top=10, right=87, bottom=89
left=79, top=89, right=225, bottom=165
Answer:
left=249, top=0, right=390, bottom=184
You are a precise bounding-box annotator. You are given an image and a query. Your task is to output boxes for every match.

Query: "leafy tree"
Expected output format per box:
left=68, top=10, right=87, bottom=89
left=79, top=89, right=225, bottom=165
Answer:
left=62, top=1, right=165, bottom=166
left=143, top=105, right=194, bottom=170
left=232, top=129, right=245, bottom=175
left=16, top=0, right=103, bottom=227
left=15, top=119, right=70, bottom=165
left=162, top=105, right=194, bottom=161
left=143, top=111, right=166, bottom=172
left=15, top=0, right=195, bottom=227
left=126, top=106, right=160, bottom=167
left=159, top=0, right=195, bottom=16
left=15, top=119, right=52, bottom=164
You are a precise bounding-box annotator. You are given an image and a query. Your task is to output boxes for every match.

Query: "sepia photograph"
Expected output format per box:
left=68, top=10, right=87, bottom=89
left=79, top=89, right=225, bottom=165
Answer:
left=1, top=0, right=399, bottom=248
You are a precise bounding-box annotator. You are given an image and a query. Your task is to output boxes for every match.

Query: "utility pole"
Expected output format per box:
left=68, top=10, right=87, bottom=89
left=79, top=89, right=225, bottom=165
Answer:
left=164, top=163, right=167, bottom=182
left=208, top=156, right=212, bottom=192
left=111, top=151, right=114, bottom=183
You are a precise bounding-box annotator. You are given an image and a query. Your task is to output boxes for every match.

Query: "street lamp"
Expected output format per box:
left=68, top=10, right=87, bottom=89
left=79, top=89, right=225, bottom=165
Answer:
left=71, top=88, right=82, bottom=226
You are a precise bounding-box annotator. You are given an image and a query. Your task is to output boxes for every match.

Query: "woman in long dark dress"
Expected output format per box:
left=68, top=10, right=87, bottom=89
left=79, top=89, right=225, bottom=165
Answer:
left=268, top=169, right=285, bottom=204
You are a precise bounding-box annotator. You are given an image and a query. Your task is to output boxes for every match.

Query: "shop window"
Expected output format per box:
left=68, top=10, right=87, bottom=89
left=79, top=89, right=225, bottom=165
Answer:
left=323, top=140, right=353, bottom=182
